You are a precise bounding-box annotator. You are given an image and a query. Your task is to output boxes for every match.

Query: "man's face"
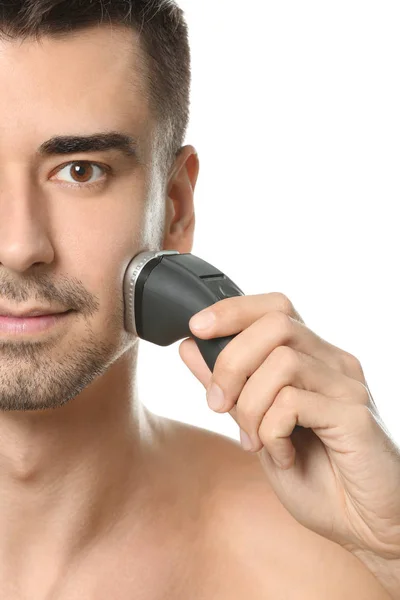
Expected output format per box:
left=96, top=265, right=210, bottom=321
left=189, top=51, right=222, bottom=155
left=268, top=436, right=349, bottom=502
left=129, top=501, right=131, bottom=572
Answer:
left=0, top=26, right=162, bottom=411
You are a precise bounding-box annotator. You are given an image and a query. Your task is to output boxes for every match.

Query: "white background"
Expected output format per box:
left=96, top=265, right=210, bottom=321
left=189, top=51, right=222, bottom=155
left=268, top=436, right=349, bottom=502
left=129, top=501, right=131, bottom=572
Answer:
left=137, top=1, right=400, bottom=447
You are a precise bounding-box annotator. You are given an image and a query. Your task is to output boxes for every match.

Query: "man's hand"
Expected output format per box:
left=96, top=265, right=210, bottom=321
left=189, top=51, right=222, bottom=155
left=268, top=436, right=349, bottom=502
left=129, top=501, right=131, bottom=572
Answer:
left=179, top=293, right=400, bottom=581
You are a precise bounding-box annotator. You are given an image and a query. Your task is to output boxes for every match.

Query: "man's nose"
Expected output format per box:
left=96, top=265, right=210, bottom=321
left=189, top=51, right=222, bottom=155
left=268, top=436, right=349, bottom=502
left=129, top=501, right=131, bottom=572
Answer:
left=0, top=195, right=55, bottom=273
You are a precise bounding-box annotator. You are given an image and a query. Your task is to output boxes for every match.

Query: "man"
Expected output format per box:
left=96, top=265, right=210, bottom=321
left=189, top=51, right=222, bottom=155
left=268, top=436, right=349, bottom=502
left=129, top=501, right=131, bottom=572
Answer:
left=0, top=1, right=399, bottom=598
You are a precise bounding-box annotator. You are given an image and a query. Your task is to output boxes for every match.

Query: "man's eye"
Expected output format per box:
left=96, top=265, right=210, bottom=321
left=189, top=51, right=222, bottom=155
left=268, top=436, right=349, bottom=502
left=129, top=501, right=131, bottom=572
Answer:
left=51, top=161, right=109, bottom=187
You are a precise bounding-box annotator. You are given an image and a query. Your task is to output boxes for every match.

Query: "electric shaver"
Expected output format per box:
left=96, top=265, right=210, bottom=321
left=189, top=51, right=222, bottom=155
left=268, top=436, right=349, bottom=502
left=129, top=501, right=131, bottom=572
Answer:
left=123, top=250, right=304, bottom=433
left=123, top=250, right=245, bottom=373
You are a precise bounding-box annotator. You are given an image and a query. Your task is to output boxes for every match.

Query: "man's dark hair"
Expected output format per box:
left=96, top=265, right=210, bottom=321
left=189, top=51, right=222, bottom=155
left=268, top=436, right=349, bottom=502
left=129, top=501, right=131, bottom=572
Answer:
left=0, top=0, right=191, bottom=176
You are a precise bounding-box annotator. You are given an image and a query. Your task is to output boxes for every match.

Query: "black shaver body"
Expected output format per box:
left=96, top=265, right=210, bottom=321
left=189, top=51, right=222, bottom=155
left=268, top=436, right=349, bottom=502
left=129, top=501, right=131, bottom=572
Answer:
left=123, top=250, right=245, bottom=373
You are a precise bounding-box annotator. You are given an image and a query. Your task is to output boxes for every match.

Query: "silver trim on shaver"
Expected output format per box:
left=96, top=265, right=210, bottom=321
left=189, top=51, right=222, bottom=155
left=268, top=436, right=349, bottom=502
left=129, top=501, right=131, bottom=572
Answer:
left=123, top=250, right=180, bottom=335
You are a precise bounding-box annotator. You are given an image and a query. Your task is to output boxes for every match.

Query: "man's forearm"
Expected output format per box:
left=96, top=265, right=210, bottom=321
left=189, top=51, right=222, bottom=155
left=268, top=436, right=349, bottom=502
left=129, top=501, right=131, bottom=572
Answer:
left=353, top=549, right=400, bottom=600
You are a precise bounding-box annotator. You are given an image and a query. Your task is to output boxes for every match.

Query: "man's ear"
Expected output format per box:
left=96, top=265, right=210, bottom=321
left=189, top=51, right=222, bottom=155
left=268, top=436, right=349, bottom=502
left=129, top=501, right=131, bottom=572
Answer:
left=163, top=145, right=199, bottom=254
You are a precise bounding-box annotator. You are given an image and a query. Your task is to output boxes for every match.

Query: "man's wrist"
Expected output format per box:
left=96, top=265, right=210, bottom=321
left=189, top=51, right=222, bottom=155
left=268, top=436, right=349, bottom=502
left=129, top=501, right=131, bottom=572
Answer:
left=352, top=549, right=400, bottom=600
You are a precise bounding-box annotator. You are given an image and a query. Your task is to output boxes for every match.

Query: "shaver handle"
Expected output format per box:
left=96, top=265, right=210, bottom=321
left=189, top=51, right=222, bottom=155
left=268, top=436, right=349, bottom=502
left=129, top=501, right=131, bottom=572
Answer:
left=192, top=333, right=239, bottom=373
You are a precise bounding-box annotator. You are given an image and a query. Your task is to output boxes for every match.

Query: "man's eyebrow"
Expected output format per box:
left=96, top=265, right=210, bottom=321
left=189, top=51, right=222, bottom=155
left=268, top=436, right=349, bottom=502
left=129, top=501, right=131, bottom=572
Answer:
left=38, top=132, right=140, bottom=159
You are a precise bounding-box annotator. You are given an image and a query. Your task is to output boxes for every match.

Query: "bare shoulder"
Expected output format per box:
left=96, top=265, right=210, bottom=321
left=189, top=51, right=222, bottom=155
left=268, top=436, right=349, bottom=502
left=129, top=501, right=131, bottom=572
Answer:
left=162, top=417, right=391, bottom=599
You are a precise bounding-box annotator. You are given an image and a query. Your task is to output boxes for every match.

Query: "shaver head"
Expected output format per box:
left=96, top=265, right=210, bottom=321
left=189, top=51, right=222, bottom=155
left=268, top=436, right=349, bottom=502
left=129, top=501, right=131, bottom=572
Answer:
left=123, top=250, right=180, bottom=336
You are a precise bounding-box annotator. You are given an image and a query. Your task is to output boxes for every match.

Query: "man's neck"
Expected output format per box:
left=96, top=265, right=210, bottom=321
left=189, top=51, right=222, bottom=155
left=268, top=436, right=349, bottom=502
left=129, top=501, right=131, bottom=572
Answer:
left=0, top=350, right=161, bottom=588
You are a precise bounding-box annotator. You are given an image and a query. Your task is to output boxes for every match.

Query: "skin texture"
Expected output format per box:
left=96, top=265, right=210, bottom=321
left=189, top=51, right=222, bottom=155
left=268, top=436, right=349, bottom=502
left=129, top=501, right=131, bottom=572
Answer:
left=0, top=24, right=392, bottom=600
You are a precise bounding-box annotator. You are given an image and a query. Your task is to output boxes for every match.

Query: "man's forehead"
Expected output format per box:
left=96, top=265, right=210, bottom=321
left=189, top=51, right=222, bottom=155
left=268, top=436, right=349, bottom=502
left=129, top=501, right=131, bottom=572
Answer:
left=0, top=25, right=153, bottom=161
left=0, top=23, right=147, bottom=102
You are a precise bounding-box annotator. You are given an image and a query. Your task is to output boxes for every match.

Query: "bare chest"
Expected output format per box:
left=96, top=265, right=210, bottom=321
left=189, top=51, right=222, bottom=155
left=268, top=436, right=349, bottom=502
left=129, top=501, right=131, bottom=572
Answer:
left=51, top=542, right=285, bottom=600
left=12, top=526, right=384, bottom=600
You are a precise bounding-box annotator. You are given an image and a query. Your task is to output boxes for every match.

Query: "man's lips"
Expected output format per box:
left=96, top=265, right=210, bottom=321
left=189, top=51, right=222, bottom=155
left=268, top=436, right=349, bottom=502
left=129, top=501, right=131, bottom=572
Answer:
left=0, top=311, right=74, bottom=334
left=0, top=308, right=70, bottom=318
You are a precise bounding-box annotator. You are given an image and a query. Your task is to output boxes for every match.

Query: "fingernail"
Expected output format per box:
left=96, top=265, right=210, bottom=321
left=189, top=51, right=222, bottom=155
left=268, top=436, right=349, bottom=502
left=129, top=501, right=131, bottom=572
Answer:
left=240, top=428, right=253, bottom=451
left=207, top=382, right=225, bottom=411
left=190, top=311, right=216, bottom=330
